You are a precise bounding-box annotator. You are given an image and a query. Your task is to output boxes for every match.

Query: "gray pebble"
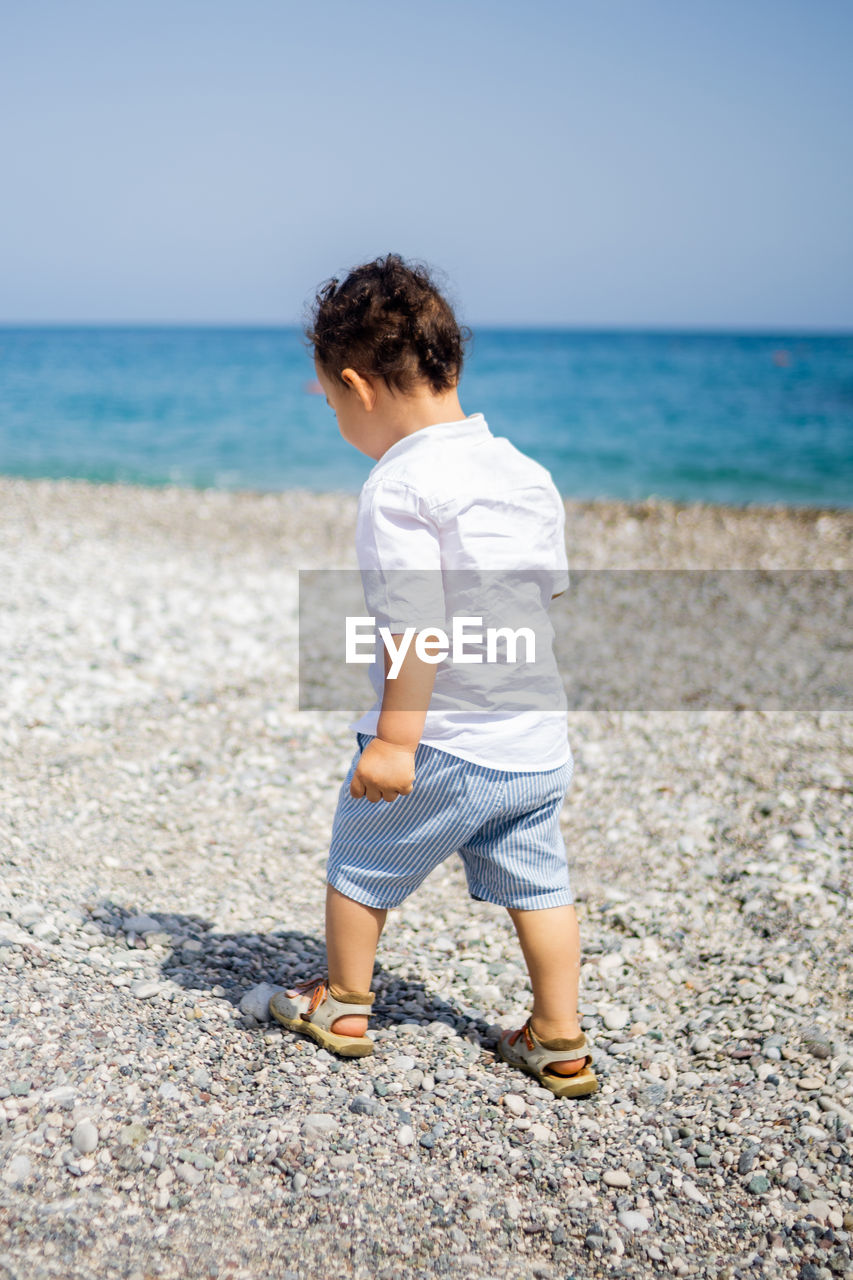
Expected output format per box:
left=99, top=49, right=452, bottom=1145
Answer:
left=124, top=914, right=161, bottom=934
left=349, top=1095, right=380, bottom=1116
left=238, top=982, right=283, bottom=1022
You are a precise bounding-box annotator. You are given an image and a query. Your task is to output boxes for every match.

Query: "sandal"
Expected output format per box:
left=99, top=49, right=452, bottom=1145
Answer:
left=497, top=1018, right=598, bottom=1098
left=269, top=976, right=375, bottom=1058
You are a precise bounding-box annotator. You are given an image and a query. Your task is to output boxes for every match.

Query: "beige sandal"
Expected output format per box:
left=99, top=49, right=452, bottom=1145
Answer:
left=269, top=976, right=375, bottom=1057
left=497, top=1019, right=598, bottom=1098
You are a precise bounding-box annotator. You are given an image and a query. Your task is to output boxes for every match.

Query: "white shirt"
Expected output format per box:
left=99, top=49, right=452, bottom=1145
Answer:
left=350, top=413, right=570, bottom=770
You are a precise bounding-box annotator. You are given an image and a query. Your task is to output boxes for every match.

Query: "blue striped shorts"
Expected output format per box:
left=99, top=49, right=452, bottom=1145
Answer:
left=326, top=733, right=574, bottom=911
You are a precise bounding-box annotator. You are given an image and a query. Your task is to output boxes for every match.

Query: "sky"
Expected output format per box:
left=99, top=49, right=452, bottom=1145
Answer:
left=1, top=0, right=851, bottom=329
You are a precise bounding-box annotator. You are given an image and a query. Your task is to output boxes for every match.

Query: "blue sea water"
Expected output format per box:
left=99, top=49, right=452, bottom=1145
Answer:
left=0, top=326, right=850, bottom=507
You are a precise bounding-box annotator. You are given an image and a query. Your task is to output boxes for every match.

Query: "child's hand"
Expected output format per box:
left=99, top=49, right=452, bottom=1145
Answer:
left=350, top=738, right=415, bottom=803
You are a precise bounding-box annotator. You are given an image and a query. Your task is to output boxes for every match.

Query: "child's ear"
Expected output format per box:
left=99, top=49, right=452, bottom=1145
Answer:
left=341, top=368, right=377, bottom=412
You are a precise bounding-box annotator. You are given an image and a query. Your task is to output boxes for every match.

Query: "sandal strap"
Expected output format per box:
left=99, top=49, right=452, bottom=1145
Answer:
left=508, top=1019, right=590, bottom=1066
left=291, top=977, right=374, bottom=1030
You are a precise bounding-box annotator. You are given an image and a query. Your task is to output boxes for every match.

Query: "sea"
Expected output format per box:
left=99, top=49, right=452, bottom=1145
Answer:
left=1, top=327, right=851, bottom=507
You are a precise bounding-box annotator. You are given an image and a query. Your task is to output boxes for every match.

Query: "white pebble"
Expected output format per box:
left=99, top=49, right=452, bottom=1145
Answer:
left=3, top=1155, right=31, bottom=1184
left=130, top=980, right=161, bottom=1000
left=797, top=1199, right=832, bottom=1224
left=502, top=1094, right=526, bottom=1116
left=302, top=1113, right=338, bottom=1139
left=618, top=1210, right=649, bottom=1232
left=603, top=1168, right=631, bottom=1188
left=71, top=1120, right=98, bottom=1154
left=603, top=1008, right=630, bottom=1031
left=397, top=1125, right=415, bottom=1146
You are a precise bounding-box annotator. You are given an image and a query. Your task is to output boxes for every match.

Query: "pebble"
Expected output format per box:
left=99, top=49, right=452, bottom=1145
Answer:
left=302, top=1114, right=338, bottom=1139
left=3, top=1155, right=31, bottom=1184
left=71, top=1120, right=98, bottom=1154
left=118, top=1123, right=148, bottom=1146
left=617, top=1210, right=650, bottom=1232
left=238, top=982, right=283, bottom=1022
left=502, top=1094, right=526, bottom=1116
left=396, top=1125, right=415, bottom=1146
left=176, top=1162, right=204, bottom=1186
left=123, top=914, right=161, bottom=934
left=130, top=980, right=162, bottom=1000
left=349, top=1095, right=380, bottom=1116
left=799, top=1199, right=833, bottom=1224
left=389, top=1054, right=416, bottom=1073
left=603, top=1007, right=630, bottom=1031
left=603, top=1169, right=631, bottom=1188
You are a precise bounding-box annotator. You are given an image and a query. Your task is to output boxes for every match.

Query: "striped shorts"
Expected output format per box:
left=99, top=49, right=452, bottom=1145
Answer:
left=326, top=733, right=574, bottom=911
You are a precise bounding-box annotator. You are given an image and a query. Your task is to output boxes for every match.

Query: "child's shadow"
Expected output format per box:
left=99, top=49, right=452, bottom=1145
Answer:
left=95, top=902, right=494, bottom=1042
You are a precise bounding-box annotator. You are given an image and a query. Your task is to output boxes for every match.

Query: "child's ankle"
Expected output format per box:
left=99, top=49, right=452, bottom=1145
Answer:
left=530, top=1016, right=583, bottom=1042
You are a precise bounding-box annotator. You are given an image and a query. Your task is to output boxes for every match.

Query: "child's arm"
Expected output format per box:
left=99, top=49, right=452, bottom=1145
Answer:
left=350, top=635, right=438, bottom=804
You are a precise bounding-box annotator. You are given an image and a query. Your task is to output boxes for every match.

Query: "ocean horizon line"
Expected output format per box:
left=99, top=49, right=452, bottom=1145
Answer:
left=2, top=321, right=852, bottom=338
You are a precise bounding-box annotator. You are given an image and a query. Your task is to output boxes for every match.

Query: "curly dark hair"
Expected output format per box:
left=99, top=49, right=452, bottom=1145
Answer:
left=307, top=253, right=470, bottom=394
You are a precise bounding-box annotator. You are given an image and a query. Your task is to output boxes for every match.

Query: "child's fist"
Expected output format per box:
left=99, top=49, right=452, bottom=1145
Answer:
left=350, top=738, right=416, bottom=803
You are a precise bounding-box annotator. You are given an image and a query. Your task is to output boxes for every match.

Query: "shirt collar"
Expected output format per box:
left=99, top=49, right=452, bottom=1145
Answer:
left=368, top=413, right=490, bottom=479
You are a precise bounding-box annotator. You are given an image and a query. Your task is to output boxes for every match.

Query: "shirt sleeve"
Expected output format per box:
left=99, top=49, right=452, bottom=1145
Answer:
left=356, top=481, right=446, bottom=632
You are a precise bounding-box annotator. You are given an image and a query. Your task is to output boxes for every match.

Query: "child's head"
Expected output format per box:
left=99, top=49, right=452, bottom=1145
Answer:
left=308, top=253, right=468, bottom=396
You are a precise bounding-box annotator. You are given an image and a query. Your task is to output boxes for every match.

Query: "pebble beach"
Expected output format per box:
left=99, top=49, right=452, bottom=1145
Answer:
left=1, top=474, right=851, bottom=1280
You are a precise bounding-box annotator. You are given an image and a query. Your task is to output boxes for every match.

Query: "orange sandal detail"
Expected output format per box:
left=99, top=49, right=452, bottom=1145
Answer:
left=497, top=1018, right=598, bottom=1098
left=269, top=976, right=375, bottom=1058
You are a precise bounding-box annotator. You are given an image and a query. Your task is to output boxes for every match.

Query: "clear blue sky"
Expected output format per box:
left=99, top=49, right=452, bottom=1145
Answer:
left=2, top=0, right=851, bottom=328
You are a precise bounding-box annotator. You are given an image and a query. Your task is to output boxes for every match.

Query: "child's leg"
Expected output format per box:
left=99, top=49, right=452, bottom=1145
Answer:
left=508, top=902, right=583, bottom=1073
left=325, top=885, right=387, bottom=1036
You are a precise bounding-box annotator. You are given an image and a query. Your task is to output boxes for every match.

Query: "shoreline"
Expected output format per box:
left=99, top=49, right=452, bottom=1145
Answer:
left=2, top=473, right=850, bottom=571
left=3, top=468, right=852, bottom=516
